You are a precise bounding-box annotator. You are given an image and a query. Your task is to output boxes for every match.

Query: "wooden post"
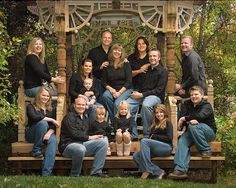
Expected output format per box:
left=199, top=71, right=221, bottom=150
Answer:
left=66, top=33, right=73, bottom=106
left=55, top=0, right=66, bottom=96
left=54, top=0, right=67, bottom=141
left=165, top=1, right=177, bottom=96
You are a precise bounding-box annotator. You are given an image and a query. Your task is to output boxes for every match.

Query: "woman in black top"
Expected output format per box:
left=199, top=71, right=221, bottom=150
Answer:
left=101, top=44, right=132, bottom=121
left=69, top=58, right=100, bottom=122
left=25, top=87, right=59, bottom=176
left=24, top=37, right=64, bottom=97
left=133, top=104, right=173, bottom=179
left=128, top=36, right=150, bottom=90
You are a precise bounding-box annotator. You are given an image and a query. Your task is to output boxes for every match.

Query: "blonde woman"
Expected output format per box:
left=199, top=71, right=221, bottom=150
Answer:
left=24, top=37, right=64, bottom=97
left=25, top=87, right=59, bottom=176
left=113, top=100, right=135, bottom=156
left=101, top=44, right=132, bottom=121
left=133, top=104, right=173, bottom=179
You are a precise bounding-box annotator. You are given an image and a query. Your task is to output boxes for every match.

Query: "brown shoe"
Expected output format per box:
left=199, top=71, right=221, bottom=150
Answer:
left=168, top=170, right=188, bottom=180
left=202, top=151, right=212, bottom=158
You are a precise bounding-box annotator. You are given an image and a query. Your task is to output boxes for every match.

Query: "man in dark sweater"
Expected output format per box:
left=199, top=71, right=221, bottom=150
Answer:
left=58, top=95, right=108, bottom=177
left=127, top=48, right=168, bottom=138
left=175, top=36, right=206, bottom=98
left=168, top=86, right=217, bottom=180
left=87, top=30, right=113, bottom=103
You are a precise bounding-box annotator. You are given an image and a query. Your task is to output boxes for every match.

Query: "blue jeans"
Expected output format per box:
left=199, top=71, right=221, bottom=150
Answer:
left=62, top=138, right=108, bottom=176
left=133, top=138, right=172, bottom=176
left=102, top=89, right=132, bottom=121
left=127, top=95, right=161, bottom=138
left=25, top=120, right=57, bottom=176
left=174, top=123, right=215, bottom=173
left=25, top=86, right=57, bottom=97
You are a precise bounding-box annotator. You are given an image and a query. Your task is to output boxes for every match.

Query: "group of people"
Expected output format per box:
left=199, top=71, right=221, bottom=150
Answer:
left=23, top=32, right=216, bottom=180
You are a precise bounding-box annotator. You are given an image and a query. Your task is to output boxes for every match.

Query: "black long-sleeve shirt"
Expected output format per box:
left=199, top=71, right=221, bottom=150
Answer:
left=101, top=62, right=132, bottom=91
left=88, top=120, right=112, bottom=141
left=181, top=49, right=207, bottom=94
left=69, top=73, right=99, bottom=103
left=128, top=53, right=149, bottom=90
left=26, top=103, right=56, bottom=131
left=149, top=120, right=173, bottom=146
left=112, top=116, right=136, bottom=134
left=24, top=54, right=52, bottom=89
left=181, top=99, right=217, bottom=133
left=58, top=109, right=90, bottom=153
left=139, top=64, right=168, bottom=103
left=80, top=85, right=99, bottom=99
left=87, top=45, right=110, bottom=79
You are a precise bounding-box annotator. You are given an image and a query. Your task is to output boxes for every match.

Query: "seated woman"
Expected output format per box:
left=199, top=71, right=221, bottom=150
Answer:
left=25, top=87, right=59, bottom=176
left=113, top=100, right=135, bottom=156
left=24, top=37, right=64, bottom=97
left=69, top=58, right=100, bottom=122
left=101, top=44, right=132, bottom=122
left=133, top=104, right=173, bottom=179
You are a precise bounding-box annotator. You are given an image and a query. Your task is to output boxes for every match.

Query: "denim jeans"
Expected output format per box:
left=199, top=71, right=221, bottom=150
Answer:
left=62, top=138, right=108, bottom=176
left=102, top=89, right=132, bottom=121
left=127, top=95, right=161, bottom=138
left=25, top=86, right=57, bottom=97
left=87, top=102, right=102, bottom=123
left=174, top=123, right=215, bottom=173
left=25, top=120, right=57, bottom=176
left=133, top=138, right=172, bottom=176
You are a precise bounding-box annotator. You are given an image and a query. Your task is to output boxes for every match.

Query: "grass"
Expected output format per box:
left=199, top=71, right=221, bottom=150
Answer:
left=0, top=176, right=236, bottom=188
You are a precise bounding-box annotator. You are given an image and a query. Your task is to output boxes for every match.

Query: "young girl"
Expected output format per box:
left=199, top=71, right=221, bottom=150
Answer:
left=113, top=100, right=135, bottom=156
left=133, top=104, right=173, bottom=179
left=88, top=105, right=112, bottom=155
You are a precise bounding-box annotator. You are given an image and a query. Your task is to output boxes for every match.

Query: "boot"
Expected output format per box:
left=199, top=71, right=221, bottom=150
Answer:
left=116, top=142, right=123, bottom=156
left=124, top=141, right=131, bottom=156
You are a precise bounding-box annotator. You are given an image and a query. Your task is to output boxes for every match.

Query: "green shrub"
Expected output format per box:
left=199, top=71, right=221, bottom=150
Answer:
left=216, top=113, right=236, bottom=172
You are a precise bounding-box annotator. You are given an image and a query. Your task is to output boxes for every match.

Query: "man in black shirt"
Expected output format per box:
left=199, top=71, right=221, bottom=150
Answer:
left=58, top=95, right=108, bottom=177
left=127, top=49, right=168, bottom=138
left=175, top=36, right=206, bottom=97
left=87, top=30, right=113, bottom=104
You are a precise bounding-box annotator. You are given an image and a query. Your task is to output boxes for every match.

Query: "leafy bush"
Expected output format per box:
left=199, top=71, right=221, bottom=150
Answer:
left=216, top=113, right=236, bottom=173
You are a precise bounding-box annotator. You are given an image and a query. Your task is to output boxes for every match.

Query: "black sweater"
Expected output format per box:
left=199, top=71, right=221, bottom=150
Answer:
left=181, top=99, right=217, bottom=133
left=149, top=120, right=173, bottom=146
left=26, top=103, right=56, bottom=131
left=88, top=120, right=112, bottom=141
left=101, top=62, right=132, bottom=91
left=112, top=116, right=136, bottom=134
left=24, top=54, right=52, bottom=89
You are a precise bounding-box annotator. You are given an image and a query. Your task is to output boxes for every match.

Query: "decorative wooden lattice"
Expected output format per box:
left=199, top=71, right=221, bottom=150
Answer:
left=27, top=0, right=201, bottom=33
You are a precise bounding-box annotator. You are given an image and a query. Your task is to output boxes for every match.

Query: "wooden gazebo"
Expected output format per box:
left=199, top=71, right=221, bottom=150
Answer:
left=27, top=0, right=205, bottom=98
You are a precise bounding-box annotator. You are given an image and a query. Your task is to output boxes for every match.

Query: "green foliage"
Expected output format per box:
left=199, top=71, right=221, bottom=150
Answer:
left=216, top=113, right=236, bottom=172
left=183, top=0, right=236, bottom=116
left=0, top=8, right=19, bottom=125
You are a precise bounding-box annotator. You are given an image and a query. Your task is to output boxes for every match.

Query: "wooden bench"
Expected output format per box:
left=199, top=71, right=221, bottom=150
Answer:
left=8, top=80, right=225, bottom=183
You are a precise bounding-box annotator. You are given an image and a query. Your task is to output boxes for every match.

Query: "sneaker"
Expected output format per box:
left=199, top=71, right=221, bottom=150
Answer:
left=107, top=147, right=111, bottom=156
left=32, top=151, right=43, bottom=158
left=91, top=173, right=109, bottom=178
left=168, top=170, right=188, bottom=180
left=201, top=151, right=212, bottom=158
left=157, top=171, right=166, bottom=180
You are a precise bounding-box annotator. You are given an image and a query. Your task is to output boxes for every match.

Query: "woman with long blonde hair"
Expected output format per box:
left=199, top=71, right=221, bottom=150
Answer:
left=24, top=37, right=64, bottom=97
left=26, top=87, right=59, bottom=176
left=101, top=44, right=132, bottom=121
left=133, top=104, right=173, bottom=179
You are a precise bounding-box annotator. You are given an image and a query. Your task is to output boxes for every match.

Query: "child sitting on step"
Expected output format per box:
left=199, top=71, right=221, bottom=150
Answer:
left=113, top=100, right=135, bottom=156
left=88, top=105, right=112, bottom=155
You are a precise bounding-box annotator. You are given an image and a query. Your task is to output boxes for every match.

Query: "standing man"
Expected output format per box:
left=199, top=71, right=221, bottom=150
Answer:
left=127, top=48, right=168, bottom=138
left=58, top=95, right=108, bottom=177
left=175, top=36, right=207, bottom=98
left=168, top=86, right=216, bottom=179
left=87, top=30, right=113, bottom=103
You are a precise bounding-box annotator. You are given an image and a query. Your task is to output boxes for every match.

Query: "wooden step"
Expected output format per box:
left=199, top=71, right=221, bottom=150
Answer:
left=11, top=141, right=222, bottom=155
